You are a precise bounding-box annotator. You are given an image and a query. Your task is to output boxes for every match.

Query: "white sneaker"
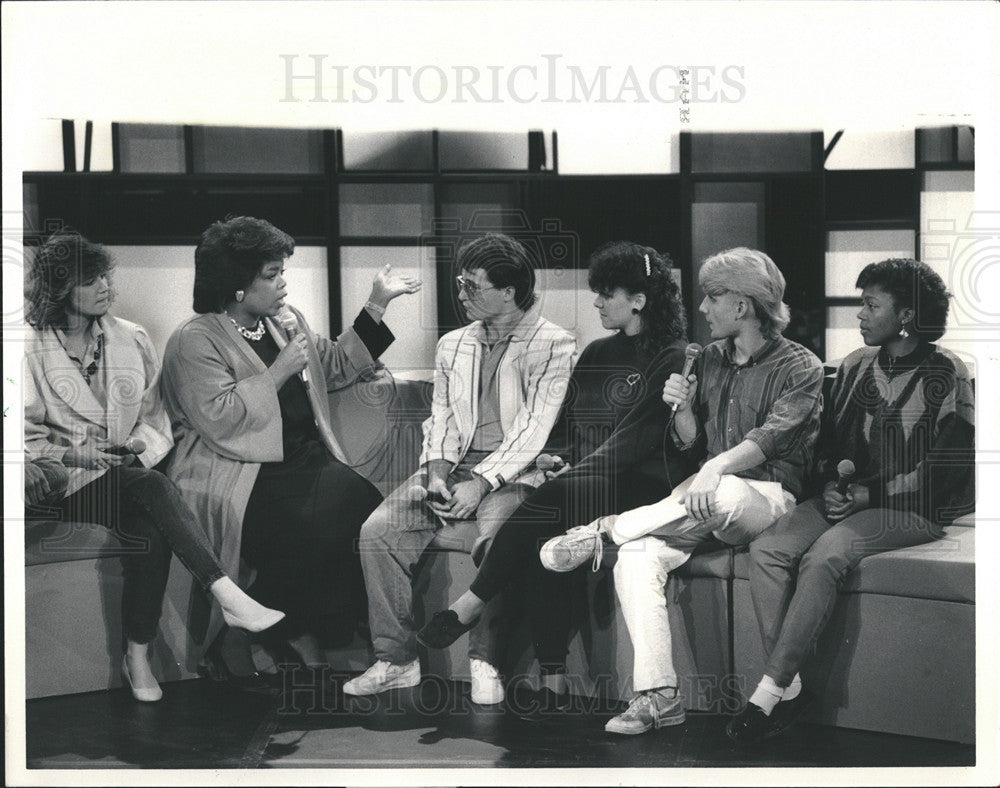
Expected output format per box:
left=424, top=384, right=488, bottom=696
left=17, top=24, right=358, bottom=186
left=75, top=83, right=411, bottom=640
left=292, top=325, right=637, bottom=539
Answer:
left=342, top=659, right=420, bottom=696
left=469, top=659, right=504, bottom=705
left=604, top=688, right=685, bottom=735
left=539, top=518, right=612, bottom=573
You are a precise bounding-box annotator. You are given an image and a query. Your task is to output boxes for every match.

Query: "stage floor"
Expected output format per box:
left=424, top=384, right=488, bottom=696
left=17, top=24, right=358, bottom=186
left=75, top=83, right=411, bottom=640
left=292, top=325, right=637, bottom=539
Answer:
left=24, top=671, right=975, bottom=771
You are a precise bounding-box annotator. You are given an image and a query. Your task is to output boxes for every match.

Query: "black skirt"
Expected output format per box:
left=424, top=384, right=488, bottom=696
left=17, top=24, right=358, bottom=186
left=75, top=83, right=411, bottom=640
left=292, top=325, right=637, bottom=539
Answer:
left=241, top=437, right=382, bottom=644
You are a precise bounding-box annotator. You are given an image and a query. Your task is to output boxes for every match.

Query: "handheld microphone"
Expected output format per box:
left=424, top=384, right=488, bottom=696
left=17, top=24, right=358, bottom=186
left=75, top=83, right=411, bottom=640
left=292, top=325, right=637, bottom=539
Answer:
left=536, top=455, right=564, bottom=472
left=836, top=459, right=856, bottom=496
left=106, top=438, right=146, bottom=456
left=276, top=307, right=309, bottom=385
left=407, top=485, right=448, bottom=505
left=670, top=343, right=703, bottom=415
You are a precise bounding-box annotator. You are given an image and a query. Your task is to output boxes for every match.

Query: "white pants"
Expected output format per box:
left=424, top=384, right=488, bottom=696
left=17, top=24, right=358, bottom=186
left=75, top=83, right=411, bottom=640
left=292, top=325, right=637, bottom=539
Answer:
left=612, top=474, right=794, bottom=692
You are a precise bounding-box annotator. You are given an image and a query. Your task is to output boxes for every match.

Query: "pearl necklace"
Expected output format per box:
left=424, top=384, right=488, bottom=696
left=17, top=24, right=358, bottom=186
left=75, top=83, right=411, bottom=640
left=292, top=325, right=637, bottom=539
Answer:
left=227, top=313, right=266, bottom=341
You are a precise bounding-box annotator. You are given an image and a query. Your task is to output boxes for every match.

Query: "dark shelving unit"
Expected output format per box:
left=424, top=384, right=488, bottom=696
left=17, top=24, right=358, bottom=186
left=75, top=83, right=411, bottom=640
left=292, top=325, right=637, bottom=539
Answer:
left=24, top=124, right=974, bottom=350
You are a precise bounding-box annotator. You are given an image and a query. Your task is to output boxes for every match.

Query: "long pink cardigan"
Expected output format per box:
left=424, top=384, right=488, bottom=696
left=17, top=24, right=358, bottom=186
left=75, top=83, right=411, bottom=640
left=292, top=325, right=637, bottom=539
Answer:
left=159, top=304, right=378, bottom=651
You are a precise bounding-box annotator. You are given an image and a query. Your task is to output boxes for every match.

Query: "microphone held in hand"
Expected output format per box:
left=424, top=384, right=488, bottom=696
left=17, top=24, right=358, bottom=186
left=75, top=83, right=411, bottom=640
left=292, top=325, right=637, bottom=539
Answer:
left=276, top=307, right=309, bottom=385
left=836, top=459, right=856, bottom=496
left=670, top=343, right=703, bottom=415
left=407, top=485, right=447, bottom=506
left=536, top=455, right=564, bottom=472
left=106, top=438, right=146, bottom=456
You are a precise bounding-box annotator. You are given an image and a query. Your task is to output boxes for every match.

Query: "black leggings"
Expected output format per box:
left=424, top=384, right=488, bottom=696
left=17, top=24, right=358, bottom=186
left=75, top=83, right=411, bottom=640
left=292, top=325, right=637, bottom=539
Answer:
left=60, top=465, right=225, bottom=644
left=470, top=470, right=665, bottom=674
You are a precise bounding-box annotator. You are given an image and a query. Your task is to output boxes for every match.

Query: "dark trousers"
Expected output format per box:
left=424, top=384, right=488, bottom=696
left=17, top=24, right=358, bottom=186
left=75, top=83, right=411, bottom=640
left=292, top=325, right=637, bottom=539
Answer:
left=60, top=465, right=225, bottom=645
left=470, top=470, right=666, bottom=674
left=749, top=497, right=943, bottom=686
left=241, top=453, right=382, bottom=643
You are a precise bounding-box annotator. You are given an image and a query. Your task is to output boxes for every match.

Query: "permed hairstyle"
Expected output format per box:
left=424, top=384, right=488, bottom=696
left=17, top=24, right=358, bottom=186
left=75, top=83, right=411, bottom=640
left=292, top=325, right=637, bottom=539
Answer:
left=192, top=216, right=295, bottom=314
left=456, top=233, right=538, bottom=311
left=855, top=258, right=951, bottom=343
left=24, top=229, right=114, bottom=330
left=588, top=241, right=687, bottom=357
left=698, top=247, right=790, bottom=338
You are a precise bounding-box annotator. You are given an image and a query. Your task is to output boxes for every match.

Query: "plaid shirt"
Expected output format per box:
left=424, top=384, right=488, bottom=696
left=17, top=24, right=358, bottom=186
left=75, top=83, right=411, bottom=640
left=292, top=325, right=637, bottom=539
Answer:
left=680, top=335, right=824, bottom=500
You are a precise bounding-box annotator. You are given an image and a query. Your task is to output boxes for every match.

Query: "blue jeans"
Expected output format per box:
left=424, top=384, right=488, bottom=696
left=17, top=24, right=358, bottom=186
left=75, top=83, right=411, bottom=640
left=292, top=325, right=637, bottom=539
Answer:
left=358, top=458, right=532, bottom=665
left=60, top=464, right=225, bottom=644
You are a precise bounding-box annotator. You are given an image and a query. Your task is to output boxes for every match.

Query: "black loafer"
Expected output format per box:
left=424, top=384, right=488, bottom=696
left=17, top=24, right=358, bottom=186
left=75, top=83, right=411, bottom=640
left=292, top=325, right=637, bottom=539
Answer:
left=766, top=689, right=815, bottom=737
left=509, top=687, right=572, bottom=723
left=199, top=659, right=280, bottom=695
left=725, top=702, right=773, bottom=745
left=726, top=691, right=814, bottom=745
left=416, top=610, right=479, bottom=649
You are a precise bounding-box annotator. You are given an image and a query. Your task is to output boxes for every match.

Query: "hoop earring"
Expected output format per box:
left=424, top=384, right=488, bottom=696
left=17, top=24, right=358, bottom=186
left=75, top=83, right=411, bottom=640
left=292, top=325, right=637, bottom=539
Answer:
left=631, top=308, right=640, bottom=315
left=235, top=290, right=245, bottom=303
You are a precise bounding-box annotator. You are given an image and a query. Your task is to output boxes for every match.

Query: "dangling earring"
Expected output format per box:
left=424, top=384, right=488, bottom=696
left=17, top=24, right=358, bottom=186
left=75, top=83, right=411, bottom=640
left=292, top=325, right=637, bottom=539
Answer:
left=235, top=290, right=245, bottom=303
left=899, top=323, right=909, bottom=339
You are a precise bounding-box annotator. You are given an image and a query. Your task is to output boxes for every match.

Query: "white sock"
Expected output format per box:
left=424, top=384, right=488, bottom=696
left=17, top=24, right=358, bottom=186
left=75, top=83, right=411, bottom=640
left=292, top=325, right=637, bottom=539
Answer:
left=748, top=675, right=785, bottom=716
left=781, top=674, right=802, bottom=702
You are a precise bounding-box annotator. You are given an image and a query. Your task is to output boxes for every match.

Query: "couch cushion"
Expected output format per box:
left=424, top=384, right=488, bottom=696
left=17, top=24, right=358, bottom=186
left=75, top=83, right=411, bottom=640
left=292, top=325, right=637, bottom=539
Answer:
left=840, top=524, right=973, bottom=603
left=24, top=519, right=128, bottom=566
left=734, top=524, right=973, bottom=603
left=678, top=540, right=735, bottom=579
left=328, top=373, right=432, bottom=496
left=951, top=512, right=976, bottom=528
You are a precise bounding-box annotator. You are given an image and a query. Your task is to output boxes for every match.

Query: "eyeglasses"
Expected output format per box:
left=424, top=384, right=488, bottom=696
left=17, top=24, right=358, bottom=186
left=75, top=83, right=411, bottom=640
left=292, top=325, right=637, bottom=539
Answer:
left=455, top=275, right=498, bottom=298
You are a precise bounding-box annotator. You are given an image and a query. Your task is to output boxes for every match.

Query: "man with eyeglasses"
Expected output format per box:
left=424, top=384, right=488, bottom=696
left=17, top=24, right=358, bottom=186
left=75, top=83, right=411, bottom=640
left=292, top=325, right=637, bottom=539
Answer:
left=347, top=233, right=576, bottom=704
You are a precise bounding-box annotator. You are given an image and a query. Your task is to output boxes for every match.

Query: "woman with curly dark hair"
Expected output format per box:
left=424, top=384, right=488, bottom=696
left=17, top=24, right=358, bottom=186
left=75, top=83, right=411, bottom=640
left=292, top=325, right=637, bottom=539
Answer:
left=160, top=216, right=420, bottom=687
left=727, top=258, right=975, bottom=745
left=417, top=241, right=691, bottom=716
left=23, top=229, right=284, bottom=703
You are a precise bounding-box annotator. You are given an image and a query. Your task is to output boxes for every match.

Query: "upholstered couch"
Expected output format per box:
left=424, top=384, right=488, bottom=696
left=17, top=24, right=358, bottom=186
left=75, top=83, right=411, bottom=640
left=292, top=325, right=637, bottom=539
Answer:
left=372, top=372, right=976, bottom=744
left=24, top=368, right=976, bottom=745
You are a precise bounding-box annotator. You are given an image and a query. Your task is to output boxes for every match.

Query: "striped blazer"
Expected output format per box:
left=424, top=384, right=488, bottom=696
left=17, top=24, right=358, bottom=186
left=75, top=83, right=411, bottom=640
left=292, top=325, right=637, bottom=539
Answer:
left=420, top=309, right=576, bottom=490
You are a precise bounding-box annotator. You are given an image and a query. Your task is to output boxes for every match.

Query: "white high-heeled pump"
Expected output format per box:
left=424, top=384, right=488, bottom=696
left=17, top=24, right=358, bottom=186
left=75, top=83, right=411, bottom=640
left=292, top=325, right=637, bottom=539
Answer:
left=211, top=577, right=286, bottom=633
left=221, top=606, right=285, bottom=633
left=122, top=655, right=163, bottom=703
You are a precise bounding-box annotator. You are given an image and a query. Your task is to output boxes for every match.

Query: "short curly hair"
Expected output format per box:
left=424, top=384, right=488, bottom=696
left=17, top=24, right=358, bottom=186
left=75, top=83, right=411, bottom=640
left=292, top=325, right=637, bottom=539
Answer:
left=855, top=258, right=951, bottom=343
left=192, top=216, right=295, bottom=314
left=587, top=241, right=687, bottom=357
left=24, top=229, right=114, bottom=330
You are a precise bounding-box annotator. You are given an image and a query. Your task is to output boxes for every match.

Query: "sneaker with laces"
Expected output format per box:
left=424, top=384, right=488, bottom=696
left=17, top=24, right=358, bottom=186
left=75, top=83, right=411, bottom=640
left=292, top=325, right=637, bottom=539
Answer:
left=342, top=659, right=420, bottom=696
left=604, top=689, right=685, bottom=735
left=539, top=518, right=611, bottom=573
left=469, top=659, right=504, bottom=705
